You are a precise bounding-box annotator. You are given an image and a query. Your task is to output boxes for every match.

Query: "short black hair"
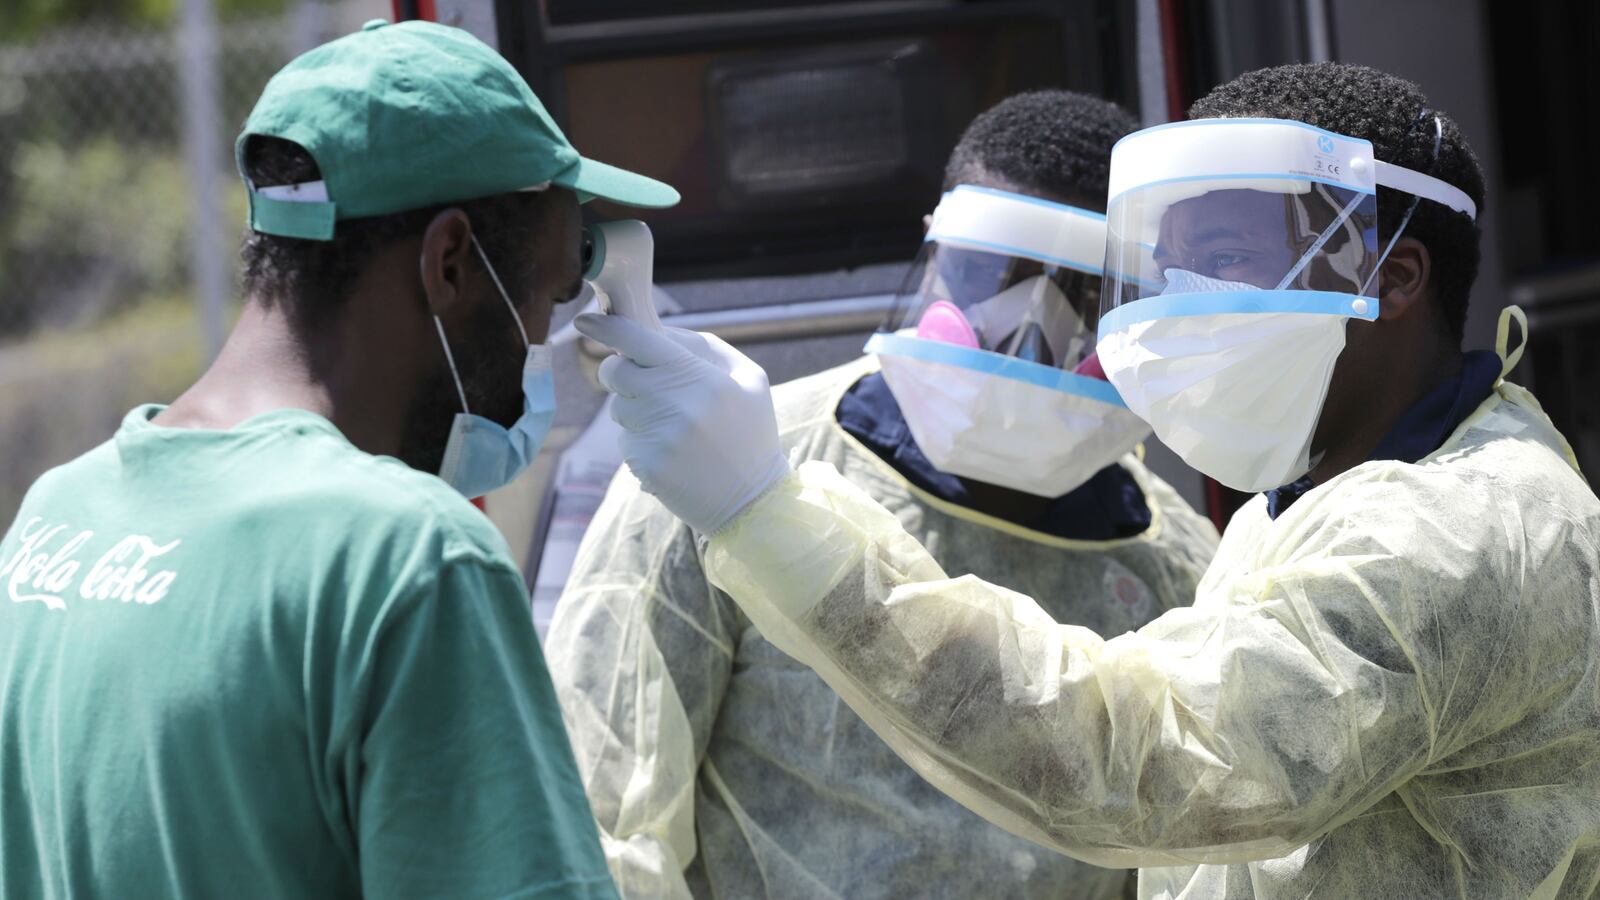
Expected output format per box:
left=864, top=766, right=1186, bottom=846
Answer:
left=1188, top=62, right=1485, bottom=343
left=239, top=136, right=547, bottom=331
left=943, top=90, right=1140, bottom=211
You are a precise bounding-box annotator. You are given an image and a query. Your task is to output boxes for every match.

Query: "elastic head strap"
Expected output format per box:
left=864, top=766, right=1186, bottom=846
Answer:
left=1372, top=112, right=1478, bottom=221
left=1373, top=160, right=1477, bottom=220
left=1495, top=305, right=1528, bottom=380
left=1359, top=112, right=1474, bottom=297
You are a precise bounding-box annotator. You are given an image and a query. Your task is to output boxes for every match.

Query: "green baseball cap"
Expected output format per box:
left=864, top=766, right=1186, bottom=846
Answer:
left=237, top=18, right=679, bottom=241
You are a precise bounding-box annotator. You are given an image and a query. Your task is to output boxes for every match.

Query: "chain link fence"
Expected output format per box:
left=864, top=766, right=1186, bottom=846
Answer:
left=0, top=0, right=381, bottom=524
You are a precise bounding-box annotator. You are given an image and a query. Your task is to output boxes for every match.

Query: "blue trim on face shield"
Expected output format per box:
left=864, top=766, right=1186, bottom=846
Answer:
left=1096, top=289, right=1380, bottom=338
left=865, top=333, right=1128, bottom=408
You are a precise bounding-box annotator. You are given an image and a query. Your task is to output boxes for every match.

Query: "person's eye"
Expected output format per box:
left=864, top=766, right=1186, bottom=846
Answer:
left=1212, top=251, right=1251, bottom=269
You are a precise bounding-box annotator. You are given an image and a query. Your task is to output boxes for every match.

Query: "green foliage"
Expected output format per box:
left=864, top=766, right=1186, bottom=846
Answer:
left=11, top=139, right=191, bottom=296
left=1, top=137, right=248, bottom=334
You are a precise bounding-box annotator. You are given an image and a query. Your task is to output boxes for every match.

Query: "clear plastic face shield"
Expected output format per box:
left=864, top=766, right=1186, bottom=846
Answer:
left=865, top=186, right=1153, bottom=498
left=1094, top=116, right=1479, bottom=491
left=879, top=186, right=1107, bottom=374
left=1099, top=116, right=1477, bottom=332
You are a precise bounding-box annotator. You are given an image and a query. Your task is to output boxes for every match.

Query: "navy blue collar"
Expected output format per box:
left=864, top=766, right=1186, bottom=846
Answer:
left=1266, top=350, right=1502, bottom=519
left=836, top=372, right=1151, bottom=540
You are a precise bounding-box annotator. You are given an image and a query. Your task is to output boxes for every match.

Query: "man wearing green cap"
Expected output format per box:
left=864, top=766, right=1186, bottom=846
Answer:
left=0, top=20, right=673, bottom=898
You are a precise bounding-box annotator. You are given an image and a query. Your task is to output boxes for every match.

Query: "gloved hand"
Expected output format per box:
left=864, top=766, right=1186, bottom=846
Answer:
left=574, top=313, right=792, bottom=535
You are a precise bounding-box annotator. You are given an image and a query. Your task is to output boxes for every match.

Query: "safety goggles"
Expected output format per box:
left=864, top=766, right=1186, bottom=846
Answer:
left=869, top=185, right=1115, bottom=395
left=1098, top=117, right=1477, bottom=338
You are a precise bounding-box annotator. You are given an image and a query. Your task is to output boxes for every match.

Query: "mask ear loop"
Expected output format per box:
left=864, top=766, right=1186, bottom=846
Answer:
left=1359, top=111, right=1443, bottom=297
left=471, top=233, right=532, bottom=348
left=421, top=254, right=473, bottom=417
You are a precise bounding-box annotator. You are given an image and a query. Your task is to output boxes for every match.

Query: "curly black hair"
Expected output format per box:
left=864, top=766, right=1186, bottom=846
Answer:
left=1189, top=63, right=1486, bottom=343
left=943, top=90, right=1140, bottom=211
left=239, top=135, right=549, bottom=332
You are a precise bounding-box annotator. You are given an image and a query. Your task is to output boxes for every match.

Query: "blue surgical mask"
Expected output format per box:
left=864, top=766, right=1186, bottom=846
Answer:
left=430, top=236, right=557, bottom=498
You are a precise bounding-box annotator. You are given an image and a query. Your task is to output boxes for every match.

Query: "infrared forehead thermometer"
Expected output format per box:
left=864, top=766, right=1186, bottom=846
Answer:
left=582, top=220, right=662, bottom=332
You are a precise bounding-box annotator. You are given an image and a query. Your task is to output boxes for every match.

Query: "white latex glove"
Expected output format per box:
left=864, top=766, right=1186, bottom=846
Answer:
left=574, top=313, right=792, bottom=535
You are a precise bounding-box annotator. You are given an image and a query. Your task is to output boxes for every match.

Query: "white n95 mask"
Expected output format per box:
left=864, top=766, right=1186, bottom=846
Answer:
left=1095, top=114, right=1477, bottom=492
left=430, top=236, right=557, bottom=498
left=874, top=341, right=1150, bottom=497
left=1097, top=282, right=1345, bottom=492
left=871, top=185, right=1150, bottom=497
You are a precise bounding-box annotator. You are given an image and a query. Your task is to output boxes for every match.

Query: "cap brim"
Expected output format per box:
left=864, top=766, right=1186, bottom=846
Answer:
left=554, top=156, right=680, bottom=209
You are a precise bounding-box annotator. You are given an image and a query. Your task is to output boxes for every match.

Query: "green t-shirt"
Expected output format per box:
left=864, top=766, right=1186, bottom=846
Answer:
left=0, top=406, right=617, bottom=900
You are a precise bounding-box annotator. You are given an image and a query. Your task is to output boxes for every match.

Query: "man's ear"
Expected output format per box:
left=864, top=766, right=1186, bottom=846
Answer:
left=922, top=213, right=933, bottom=234
left=419, top=208, right=475, bottom=319
left=1375, top=236, right=1431, bottom=322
